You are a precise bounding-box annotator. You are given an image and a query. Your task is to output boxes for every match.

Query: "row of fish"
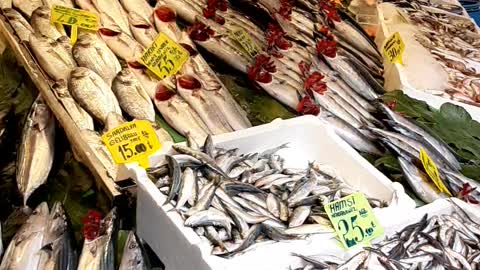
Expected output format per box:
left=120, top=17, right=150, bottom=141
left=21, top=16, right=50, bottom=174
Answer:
left=0, top=203, right=149, bottom=270
left=293, top=200, right=480, bottom=270
left=147, top=135, right=391, bottom=257
left=386, top=0, right=480, bottom=106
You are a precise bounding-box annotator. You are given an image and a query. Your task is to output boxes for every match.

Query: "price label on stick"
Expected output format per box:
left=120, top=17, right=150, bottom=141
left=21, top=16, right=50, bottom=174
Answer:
left=383, top=32, right=405, bottom=65
left=140, top=33, right=189, bottom=80
left=229, top=28, right=261, bottom=57
left=419, top=148, right=452, bottom=196
left=101, top=120, right=161, bottom=169
left=325, top=192, right=383, bottom=249
left=50, top=5, right=99, bottom=45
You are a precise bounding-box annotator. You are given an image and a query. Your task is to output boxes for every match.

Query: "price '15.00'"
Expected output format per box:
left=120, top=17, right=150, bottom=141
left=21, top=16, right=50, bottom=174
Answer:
left=118, top=143, right=148, bottom=160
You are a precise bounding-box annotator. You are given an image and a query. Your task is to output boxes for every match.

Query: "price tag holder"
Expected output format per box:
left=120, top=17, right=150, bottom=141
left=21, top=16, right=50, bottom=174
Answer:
left=419, top=148, right=452, bottom=196
left=383, top=32, right=405, bottom=65
left=325, top=192, right=383, bottom=249
left=140, top=33, right=190, bottom=80
left=229, top=28, right=261, bottom=57
left=50, top=5, right=99, bottom=45
left=101, top=120, right=161, bottom=169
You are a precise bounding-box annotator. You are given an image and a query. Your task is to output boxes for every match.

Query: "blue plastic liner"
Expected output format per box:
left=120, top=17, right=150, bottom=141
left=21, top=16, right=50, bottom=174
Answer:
left=460, top=0, right=480, bottom=25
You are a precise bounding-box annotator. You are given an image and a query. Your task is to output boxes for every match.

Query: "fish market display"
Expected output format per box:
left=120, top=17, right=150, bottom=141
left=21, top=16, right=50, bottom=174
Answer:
left=384, top=0, right=480, bottom=106
left=148, top=135, right=388, bottom=256
left=0, top=202, right=76, bottom=270
left=293, top=200, right=480, bottom=269
left=16, top=96, right=55, bottom=205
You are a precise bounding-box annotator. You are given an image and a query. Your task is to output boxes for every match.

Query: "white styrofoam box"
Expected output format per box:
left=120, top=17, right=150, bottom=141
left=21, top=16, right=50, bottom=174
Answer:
left=133, top=116, right=416, bottom=270
left=376, top=3, right=480, bottom=122
left=288, top=198, right=480, bottom=269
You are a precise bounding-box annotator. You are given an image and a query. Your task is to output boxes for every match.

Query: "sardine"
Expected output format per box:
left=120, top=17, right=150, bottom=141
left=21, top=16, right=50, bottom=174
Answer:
left=112, top=68, right=155, bottom=122
left=31, top=7, right=66, bottom=40
left=68, top=67, right=122, bottom=124
left=73, top=32, right=121, bottom=86
left=16, top=96, right=55, bottom=205
left=29, top=33, right=76, bottom=81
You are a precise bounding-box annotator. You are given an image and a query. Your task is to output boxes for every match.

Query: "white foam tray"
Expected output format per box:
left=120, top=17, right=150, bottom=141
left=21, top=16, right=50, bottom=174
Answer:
left=376, top=3, right=480, bottom=122
left=132, top=116, right=416, bottom=270
left=288, top=198, right=480, bottom=269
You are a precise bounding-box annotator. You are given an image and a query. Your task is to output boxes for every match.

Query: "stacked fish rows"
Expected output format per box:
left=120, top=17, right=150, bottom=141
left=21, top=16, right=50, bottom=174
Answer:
left=0, top=203, right=149, bottom=270
left=293, top=200, right=480, bottom=269
left=148, top=135, right=388, bottom=256
left=1, top=0, right=253, bottom=180
left=386, top=0, right=480, bottom=106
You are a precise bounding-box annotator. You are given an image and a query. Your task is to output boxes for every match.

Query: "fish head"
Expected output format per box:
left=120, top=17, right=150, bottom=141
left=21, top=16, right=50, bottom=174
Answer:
left=247, top=54, right=276, bottom=83
left=33, top=202, right=50, bottom=217
left=29, top=32, right=53, bottom=48
left=154, top=83, right=176, bottom=102
left=187, top=20, right=215, bottom=42
left=52, top=80, right=69, bottom=98
left=153, top=4, right=177, bottom=23
left=128, top=11, right=152, bottom=30
left=70, top=67, right=92, bottom=80
left=31, top=6, right=50, bottom=19
left=75, top=32, right=97, bottom=47
left=177, top=74, right=202, bottom=92
left=4, top=8, right=24, bottom=20
left=316, top=39, right=337, bottom=58
left=98, top=13, right=123, bottom=37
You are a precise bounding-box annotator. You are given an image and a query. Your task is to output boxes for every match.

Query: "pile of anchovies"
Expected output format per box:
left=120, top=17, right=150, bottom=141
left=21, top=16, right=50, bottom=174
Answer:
left=148, top=135, right=386, bottom=257
left=293, top=201, right=480, bottom=269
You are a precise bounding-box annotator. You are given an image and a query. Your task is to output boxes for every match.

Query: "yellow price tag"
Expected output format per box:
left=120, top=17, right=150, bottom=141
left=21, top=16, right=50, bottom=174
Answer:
left=101, top=120, right=161, bottom=169
left=50, top=5, right=99, bottom=45
left=383, top=32, right=405, bottom=65
left=229, top=28, right=261, bottom=57
left=419, top=148, right=452, bottom=196
left=140, top=33, right=190, bottom=80
left=325, top=192, right=384, bottom=249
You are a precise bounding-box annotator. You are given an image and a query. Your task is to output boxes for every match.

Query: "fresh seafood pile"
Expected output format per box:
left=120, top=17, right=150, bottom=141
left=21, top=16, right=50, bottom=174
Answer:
left=0, top=202, right=77, bottom=270
left=374, top=102, right=480, bottom=204
left=1, top=0, right=253, bottom=179
left=148, top=135, right=389, bottom=257
left=385, top=0, right=480, bottom=106
left=293, top=200, right=480, bottom=269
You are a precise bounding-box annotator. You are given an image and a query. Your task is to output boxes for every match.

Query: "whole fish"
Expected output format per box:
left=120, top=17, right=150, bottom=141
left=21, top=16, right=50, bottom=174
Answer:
left=120, top=0, right=153, bottom=23
left=77, top=208, right=117, bottom=270
left=118, top=231, right=148, bottom=270
left=72, top=33, right=121, bottom=86
left=0, top=202, right=49, bottom=270
left=153, top=83, right=210, bottom=144
left=112, top=68, right=155, bottom=122
left=38, top=202, right=77, bottom=270
left=98, top=14, right=144, bottom=63
left=31, top=7, right=66, bottom=40
left=176, top=73, right=233, bottom=134
left=378, top=103, right=461, bottom=171
left=398, top=156, right=446, bottom=203
left=68, top=67, right=122, bottom=124
left=81, top=130, right=118, bottom=179
left=153, top=4, right=183, bottom=41
left=17, top=96, right=55, bottom=205
left=3, top=8, right=34, bottom=42
left=52, top=81, right=94, bottom=130
left=12, top=0, right=42, bottom=18
left=128, top=12, right=158, bottom=48
left=92, top=0, right=131, bottom=35
left=29, top=33, right=76, bottom=81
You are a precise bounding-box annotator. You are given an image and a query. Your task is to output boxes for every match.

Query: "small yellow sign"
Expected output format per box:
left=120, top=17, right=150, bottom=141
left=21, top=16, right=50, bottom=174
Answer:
left=325, top=192, right=383, bottom=249
left=139, top=33, right=190, bottom=80
left=419, top=148, right=452, bottom=196
left=229, top=28, right=261, bottom=57
left=101, top=120, right=161, bottom=169
left=383, top=32, right=405, bottom=65
left=50, top=5, right=99, bottom=44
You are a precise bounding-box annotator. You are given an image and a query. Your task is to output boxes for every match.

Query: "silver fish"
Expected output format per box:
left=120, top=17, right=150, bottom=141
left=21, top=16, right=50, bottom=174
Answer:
left=184, top=208, right=233, bottom=235
left=93, top=0, right=131, bottom=35
left=73, top=32, right=121, bottom=86
left=52, top=81, right=94, bottom=130
left=112, top=68, right=155, bottom=122
left=0, top=202, right=49, bottom=270
left=120, top=0, right=154, bottom=23
left=17, top=96, right=55, bottom=205
left=81, top=130, right=118, bottom=180
left=29, top=33, right=76, bottom=81
left=153, top=4, right=183, bottom=41
left=176, top=167, right=196, bottom=209
left=128, top=12, right=158, bottom=48
left=31, top=7, right=66, bottom=40
left=12, top=0, right=42, bottom=18
left=68, top=67, right=122, bottom=124
left=118, top=231, right=148, bottom=270
left=3, top=8, right=34, bottom=42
